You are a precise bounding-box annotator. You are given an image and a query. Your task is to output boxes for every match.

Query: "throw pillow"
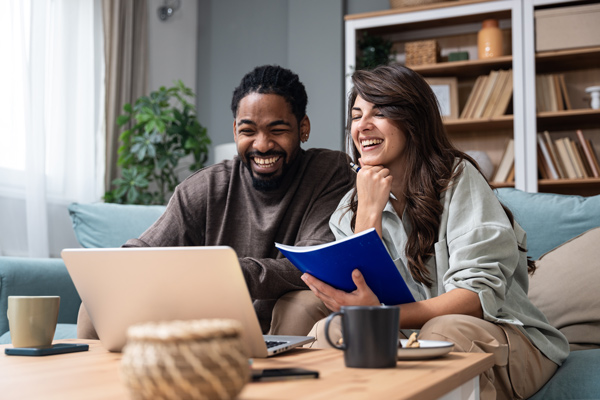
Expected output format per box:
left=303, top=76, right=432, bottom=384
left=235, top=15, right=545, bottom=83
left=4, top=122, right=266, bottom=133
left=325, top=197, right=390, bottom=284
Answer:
left=528, top=227, right=600, bottom=349
left=68, top=203, right=166, bottom=248
left=495, top=188, right=600, bottom=259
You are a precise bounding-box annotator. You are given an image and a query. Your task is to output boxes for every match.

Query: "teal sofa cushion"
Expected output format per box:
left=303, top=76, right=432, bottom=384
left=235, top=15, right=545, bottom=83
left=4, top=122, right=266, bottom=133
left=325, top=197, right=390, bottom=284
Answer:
left=495, top=188, right=600, bottom=260
left=68, top=203, right=166, bottom=248
left=528, top=349, right=600, bottom=399
left=0, top=257, right=80, bottom=337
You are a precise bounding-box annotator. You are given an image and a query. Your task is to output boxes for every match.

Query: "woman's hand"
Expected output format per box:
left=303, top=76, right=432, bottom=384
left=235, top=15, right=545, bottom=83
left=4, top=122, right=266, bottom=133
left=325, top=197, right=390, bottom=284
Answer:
left=301, top=269, right=380, bottom=312
left=355, top=159, right=393, bottom=235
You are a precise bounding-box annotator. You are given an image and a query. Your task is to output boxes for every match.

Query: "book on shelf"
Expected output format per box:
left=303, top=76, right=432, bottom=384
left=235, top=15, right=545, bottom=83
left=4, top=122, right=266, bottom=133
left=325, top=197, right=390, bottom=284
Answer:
left=481, top=70, right=509, bottom=118
left=546, top=74, right=558, bottom=112
left=552, top=75, right=564, bottom=112
left=587, top=139, right=600, bottom=177
left=460, top=75, right=484, bottom=119
left=543, top=131, right=566, bottom=179
left=575, top=141, right=593, bottom=177
left=275, top=228, right=415, bottom=305
left=554, top=138, right=577, bottom=179
left=535, top=73, right=572, bottom=112
left=558, top=74, right=572, bottom=111
left=576, top=130, right=600, bottom=178
left=490, top=69, right=513, bottom=117
left=535, top=75, right=548, bottom=112
left=462, top=75, right=488, bottom=119
left=472, top=70, right=499, bottom=119
left=492, top=138, right=514, bottom=183
left=537, top=133, right=559, bottom=180
left=506, top=163, right=515, bottom=183
left=566, top=138, right=586, bottom=178
left=537, top=147, right=551, bottom=180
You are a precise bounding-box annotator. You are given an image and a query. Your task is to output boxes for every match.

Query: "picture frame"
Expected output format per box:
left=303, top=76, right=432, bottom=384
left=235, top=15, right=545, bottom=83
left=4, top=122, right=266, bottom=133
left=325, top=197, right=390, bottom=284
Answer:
left=426, top=77, right=459, bottom=120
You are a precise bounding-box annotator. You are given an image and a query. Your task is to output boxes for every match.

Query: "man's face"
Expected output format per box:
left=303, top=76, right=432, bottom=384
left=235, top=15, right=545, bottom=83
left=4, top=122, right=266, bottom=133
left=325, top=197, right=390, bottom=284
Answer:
left=233, top=93, right=310, bottom=191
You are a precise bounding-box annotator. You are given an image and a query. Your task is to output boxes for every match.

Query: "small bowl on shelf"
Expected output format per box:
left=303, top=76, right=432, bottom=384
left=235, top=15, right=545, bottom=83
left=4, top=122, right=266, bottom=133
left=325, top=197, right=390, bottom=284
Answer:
left=585, top=86, right=600, bottom=110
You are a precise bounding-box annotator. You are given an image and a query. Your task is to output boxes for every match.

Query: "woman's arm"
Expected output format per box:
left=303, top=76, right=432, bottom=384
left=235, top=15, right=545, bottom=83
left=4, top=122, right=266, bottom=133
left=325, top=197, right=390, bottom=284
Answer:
left=354, top=162, right=393, bottom=237
left=302, top=269, right=482, bottom=329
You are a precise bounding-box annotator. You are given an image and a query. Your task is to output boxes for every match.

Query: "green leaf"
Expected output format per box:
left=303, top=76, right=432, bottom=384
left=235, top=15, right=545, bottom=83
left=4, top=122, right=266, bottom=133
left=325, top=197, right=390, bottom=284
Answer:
left=117, top=115, right=130, bottom=126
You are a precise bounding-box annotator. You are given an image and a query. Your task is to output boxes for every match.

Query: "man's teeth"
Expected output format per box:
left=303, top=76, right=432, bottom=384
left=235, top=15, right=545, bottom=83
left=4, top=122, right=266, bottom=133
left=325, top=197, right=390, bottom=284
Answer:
left=361, top=139, right=383, bottom=147
left=254, top=156, right=280, bottom=166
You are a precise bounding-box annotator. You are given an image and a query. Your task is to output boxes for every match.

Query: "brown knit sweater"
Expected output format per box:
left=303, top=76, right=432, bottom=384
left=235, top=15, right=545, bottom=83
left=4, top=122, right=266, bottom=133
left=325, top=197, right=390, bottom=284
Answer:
left=125, top=148, right=355, bottom=331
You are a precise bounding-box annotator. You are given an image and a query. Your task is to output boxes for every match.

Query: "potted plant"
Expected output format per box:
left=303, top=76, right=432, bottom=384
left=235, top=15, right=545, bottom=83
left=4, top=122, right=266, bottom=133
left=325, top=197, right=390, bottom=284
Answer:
left=356, top=32, right=395, bottom=70
left=104, top=80, right=211, bottom=205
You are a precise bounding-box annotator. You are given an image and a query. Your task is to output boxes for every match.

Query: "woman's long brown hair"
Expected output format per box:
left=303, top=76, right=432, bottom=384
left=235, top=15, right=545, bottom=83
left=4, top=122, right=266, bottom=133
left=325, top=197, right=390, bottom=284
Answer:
left=345, top=64, right=534, bottom=287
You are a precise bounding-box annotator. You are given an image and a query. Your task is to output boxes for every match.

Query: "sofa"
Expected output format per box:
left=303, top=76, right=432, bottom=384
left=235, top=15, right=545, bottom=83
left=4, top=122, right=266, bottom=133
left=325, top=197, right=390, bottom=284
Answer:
left=1, top=189, right=599, bottom=399
left=0, top=202, right=166, bottom=343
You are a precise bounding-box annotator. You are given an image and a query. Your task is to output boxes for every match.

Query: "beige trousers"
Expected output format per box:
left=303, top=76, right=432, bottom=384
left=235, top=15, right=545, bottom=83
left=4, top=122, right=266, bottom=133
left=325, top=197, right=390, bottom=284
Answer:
left=268, top=290, right=331, bottom=336
left=308, top=314, right=558, bottom=400
left=76, top=303, right=99, bottom=340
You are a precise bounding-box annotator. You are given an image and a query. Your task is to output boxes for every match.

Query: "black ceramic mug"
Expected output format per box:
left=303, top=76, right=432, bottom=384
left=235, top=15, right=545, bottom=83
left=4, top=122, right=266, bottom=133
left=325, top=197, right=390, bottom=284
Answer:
left=324, top=305, right=399, bottom=368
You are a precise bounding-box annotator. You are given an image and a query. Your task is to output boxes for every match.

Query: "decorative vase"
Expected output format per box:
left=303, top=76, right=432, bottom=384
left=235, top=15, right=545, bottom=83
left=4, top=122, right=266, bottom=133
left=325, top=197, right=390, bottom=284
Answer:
left=478, top=19, right=503, bottom=59
left=121, top=319, right=250, bottom=400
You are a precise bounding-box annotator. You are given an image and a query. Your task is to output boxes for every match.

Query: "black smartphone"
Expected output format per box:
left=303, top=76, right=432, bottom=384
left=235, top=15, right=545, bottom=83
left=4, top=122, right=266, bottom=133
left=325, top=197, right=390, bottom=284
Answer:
left=251, top=367, right=319, bottom=382
left=5, top=343, right=89, bottom=356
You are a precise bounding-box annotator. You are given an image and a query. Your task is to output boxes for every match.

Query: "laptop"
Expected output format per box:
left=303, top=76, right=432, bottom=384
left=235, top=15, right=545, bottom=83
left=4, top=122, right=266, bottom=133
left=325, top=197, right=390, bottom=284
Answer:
left=61, top=246, right=314, bottom=357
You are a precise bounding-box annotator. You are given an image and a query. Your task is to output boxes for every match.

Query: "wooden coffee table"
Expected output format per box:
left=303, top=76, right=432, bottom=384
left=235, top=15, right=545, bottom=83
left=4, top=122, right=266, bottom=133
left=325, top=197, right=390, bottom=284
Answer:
left=1, top=339, right=493, bottom=400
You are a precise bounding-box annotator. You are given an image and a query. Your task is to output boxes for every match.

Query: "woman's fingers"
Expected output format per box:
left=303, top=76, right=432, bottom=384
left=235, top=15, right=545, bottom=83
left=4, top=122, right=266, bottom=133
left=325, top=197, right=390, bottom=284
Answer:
left=350, top=269, right=380, bottom=305
left=302, top=271, right=381, bottom=310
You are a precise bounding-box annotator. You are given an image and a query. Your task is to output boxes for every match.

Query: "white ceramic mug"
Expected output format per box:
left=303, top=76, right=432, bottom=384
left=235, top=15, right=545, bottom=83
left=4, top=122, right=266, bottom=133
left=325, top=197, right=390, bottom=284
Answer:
left=7, top=296, right=60, bottom=348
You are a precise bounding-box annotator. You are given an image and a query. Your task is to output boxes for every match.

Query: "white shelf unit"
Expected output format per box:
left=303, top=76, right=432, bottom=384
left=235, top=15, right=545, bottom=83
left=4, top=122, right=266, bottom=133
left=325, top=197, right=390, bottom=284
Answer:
left=345, top=0, right=600, bottom=196
left=345, top=0, right=528, bottom=191
left=522, top=0, right=600, bottom=196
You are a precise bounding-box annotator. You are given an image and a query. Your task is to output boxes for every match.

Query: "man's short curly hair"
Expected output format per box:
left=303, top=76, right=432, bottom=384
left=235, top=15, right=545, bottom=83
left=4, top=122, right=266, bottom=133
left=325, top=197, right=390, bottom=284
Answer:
left=231, top=65, right=308, bottom=124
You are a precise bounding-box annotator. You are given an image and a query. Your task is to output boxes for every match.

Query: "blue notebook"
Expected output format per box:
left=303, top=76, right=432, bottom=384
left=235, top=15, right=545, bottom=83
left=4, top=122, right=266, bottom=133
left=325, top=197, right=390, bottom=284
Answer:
left=275, top=228, right=415, bottom=305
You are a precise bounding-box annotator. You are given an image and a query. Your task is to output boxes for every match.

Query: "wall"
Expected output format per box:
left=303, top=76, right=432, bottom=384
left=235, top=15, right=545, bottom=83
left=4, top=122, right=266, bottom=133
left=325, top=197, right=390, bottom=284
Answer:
left=147, top=0, right=198, bottom=94
left=196, top=0, right=354, bottom=160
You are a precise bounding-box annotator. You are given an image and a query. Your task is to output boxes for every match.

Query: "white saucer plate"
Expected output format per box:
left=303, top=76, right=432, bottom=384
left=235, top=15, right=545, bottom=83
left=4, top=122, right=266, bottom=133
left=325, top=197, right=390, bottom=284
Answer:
left=397, top=339, right=454, bottom=360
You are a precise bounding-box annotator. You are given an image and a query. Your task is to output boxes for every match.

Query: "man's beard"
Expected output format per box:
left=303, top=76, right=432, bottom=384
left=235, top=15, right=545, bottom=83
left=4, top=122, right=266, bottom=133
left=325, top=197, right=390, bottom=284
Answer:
left=243, top=151, right=288, bottom=192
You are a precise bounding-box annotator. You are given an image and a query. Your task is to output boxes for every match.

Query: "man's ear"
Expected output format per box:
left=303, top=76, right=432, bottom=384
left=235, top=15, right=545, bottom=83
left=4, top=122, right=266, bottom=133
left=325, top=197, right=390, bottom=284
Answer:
left=233, top=120, right=238, bottom=141
left=300, top=116, right=311, bottom=143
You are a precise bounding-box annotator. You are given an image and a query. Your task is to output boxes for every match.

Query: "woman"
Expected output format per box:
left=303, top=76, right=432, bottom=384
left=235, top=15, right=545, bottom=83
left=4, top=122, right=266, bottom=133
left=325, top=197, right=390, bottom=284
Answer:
left=302, top=64, right=568, bottom=400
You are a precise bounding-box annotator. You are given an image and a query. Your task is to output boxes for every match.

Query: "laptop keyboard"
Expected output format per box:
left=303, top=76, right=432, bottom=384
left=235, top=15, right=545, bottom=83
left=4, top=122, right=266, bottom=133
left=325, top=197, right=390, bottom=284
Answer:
left=265, top=340, right=288, bottom=348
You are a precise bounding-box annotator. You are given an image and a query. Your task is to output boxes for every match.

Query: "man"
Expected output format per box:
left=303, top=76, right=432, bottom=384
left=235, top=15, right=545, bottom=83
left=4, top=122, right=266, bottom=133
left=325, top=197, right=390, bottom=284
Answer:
left=78, top=65, right=354, bottom=336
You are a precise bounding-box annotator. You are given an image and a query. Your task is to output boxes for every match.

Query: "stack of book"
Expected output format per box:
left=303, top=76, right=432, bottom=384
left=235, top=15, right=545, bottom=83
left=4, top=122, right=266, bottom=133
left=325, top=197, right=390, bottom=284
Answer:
left=461, top=69, right=513, bottom=119
left=537, top=130, right=600, bottom=180
left=535, top=73, right=572, bottom=112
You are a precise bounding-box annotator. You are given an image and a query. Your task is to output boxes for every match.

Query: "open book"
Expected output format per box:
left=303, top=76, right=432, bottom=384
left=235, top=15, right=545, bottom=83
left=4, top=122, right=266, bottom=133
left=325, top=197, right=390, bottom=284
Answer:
left=275, top=228, right=415, bottom=305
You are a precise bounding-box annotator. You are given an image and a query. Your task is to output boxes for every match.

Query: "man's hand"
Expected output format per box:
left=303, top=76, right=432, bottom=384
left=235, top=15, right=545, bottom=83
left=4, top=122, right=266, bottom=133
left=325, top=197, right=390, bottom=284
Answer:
left=301, top=269, right=380, bottom=311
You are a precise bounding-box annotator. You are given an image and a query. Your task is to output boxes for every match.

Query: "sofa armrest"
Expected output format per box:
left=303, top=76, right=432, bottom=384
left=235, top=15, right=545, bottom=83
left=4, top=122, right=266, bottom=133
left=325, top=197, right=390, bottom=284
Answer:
left=0, top=257, right=81, bottom=336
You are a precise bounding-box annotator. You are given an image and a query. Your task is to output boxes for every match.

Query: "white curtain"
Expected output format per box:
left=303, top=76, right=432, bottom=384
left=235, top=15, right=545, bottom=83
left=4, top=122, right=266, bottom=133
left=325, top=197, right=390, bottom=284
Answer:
left=0, top=0, right=105, bottom=258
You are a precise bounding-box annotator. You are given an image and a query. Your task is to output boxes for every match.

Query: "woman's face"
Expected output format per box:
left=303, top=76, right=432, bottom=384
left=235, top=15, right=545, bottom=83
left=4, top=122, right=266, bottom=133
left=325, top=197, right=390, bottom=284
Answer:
left=350, top=95, right=407, bottom=171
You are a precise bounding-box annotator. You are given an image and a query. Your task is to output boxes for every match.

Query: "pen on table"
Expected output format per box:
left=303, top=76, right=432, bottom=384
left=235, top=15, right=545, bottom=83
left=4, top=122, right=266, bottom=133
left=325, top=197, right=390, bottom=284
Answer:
left=349, top=162, right=398, bottom=200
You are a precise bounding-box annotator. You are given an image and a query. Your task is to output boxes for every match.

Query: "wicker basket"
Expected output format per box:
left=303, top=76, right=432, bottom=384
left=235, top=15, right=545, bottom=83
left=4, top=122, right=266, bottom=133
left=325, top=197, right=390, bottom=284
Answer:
left=405, top=39, right=439, bottom=67
left=389, top=0, right=446, bottom=8
left=121, top=319, right=250, bottom=400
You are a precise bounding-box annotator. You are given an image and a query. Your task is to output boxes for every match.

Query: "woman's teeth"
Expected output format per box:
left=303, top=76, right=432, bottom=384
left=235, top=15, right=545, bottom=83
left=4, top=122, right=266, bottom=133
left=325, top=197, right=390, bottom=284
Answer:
left=361, top=139, right=383, bottom=147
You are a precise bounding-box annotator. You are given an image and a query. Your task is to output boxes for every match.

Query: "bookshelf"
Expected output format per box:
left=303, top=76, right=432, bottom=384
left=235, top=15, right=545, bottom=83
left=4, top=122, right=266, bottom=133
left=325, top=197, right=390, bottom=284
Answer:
left=345, top=0, right=600, bottom=196
left=345, top=0, right=524, bottom=190
left=523, top=0, right=600, bottom=196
